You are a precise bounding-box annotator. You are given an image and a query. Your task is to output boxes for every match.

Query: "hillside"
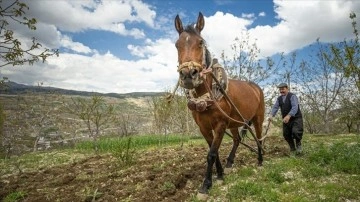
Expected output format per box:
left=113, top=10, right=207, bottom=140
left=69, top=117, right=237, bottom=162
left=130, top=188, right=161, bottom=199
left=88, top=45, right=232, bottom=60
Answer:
left=0, top=81, right=165, bottom=98
left=0, top=83, right=166, bottom=155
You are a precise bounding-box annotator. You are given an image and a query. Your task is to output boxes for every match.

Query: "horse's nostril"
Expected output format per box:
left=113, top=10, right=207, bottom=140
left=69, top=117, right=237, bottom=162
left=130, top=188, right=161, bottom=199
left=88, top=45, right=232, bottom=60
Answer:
left=179, top=70, right=186, bottom=79
left=190, top=69, right=198, bottom=78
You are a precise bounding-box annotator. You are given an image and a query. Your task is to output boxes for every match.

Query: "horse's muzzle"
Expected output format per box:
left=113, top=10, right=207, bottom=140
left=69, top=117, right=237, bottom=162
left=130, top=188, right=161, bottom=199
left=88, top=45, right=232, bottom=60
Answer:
left=179, top=68, right=202, bottom=89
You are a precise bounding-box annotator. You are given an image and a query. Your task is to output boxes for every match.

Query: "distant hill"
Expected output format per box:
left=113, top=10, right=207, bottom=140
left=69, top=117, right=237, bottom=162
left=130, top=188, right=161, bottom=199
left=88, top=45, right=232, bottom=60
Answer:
left=0, top=81, right=165, bottom=98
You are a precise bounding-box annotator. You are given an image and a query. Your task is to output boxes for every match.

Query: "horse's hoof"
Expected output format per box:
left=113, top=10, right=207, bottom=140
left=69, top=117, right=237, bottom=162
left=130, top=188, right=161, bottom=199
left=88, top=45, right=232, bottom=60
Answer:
left=197, top=192, right=209, bottom=201
left=224, top=167, right=232, bottom=174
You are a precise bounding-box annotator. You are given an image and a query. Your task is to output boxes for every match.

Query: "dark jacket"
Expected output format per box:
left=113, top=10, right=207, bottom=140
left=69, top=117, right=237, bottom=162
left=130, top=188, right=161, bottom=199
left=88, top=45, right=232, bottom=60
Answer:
left=278, top=92, right=302, bottom=120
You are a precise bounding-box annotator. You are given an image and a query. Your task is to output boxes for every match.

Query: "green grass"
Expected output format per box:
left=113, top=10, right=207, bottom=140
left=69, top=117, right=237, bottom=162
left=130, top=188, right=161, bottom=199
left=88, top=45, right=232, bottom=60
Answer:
left=3, top=191, right=27, bottom=202
left=0, top=150, right=90, bottom=176
left=75, top=134, right=200, bottom=152
left=74, top=134, right=204, bottom=166
left=0, top=134, right=201, bottom=176
left=209, top=134, right=360, bottom=202
left=307, top=142, right=360, bottom=174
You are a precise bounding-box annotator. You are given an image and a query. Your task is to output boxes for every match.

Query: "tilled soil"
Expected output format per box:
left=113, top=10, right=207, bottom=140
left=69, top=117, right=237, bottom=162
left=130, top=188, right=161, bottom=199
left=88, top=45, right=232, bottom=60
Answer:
left=0, top=136, right=287, bottom=201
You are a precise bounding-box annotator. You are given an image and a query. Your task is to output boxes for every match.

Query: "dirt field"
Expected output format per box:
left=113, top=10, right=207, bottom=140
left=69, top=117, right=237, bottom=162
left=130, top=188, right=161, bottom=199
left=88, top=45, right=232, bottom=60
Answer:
left=0, top=136, right=288, bottom=201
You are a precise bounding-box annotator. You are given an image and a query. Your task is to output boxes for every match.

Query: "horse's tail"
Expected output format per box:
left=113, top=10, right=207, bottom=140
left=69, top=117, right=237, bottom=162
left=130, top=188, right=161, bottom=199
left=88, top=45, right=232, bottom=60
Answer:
left=240, top=121, right=252, bottom=139
left=246, top=81, right=265, bottom=140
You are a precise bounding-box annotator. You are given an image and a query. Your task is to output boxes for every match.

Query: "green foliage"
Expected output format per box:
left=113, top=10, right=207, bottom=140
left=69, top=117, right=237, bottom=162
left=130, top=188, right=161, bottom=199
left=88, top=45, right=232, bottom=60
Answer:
left=326, top=12, right=360, bottom=91
left=0, top=150, right=90, bottom=176
left=0, top=0, right=58, bottom=67
left=112, top=137, right=136, bottom=166
left=226, top=181, right=278, bottom=202
left=3, top=191, right=27, bottom=202
left=209, top=135, right=360, bottom=202
left=234, top=166, right=255, bottom=178
left=0, top=101, right=5, bottom=158
left=307, top=142, right=360, bottom=174
left=266, top=167, right=286, bottom=184
left=160, top=181, right=176, bottom=192
left=82, top=187, right=103, bottom=202
left=75, top=134, right=191, bottom=152
left=300, top=163, right=330, bottom=178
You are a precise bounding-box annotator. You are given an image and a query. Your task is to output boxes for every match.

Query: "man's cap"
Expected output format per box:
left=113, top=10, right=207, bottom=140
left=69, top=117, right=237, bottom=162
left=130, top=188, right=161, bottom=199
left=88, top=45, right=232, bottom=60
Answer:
left=277, top=83, right=288, bottom=88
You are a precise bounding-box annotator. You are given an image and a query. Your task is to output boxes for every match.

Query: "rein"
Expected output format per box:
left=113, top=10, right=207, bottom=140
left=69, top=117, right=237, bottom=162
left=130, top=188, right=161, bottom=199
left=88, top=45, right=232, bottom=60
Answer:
left=171, top=35, right=269, bottom=153
left=201, top=71, right=265, bottom=154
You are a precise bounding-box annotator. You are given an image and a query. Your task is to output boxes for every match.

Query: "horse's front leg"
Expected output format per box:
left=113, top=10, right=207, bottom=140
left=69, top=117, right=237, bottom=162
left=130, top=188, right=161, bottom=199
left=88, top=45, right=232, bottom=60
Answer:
left=199, top=125, right=225, bottom=194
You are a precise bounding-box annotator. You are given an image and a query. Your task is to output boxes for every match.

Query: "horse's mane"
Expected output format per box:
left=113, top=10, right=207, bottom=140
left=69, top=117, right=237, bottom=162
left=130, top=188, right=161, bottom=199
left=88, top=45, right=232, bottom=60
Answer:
left=184, top=24, right=200, bottom=36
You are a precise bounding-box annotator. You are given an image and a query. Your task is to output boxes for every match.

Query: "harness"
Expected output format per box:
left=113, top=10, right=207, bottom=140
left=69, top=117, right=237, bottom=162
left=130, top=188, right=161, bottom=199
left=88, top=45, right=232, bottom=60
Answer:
left=176, top=38, right=229, bottom=112
left=186, top=58, right=228, bottom=112
left=171, top=40, right=266, bottom=153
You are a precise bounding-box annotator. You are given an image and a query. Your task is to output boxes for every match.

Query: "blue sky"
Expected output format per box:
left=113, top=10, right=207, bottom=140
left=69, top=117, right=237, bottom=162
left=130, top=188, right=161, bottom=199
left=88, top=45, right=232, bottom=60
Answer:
left=2, top=0, right=359, bottom=93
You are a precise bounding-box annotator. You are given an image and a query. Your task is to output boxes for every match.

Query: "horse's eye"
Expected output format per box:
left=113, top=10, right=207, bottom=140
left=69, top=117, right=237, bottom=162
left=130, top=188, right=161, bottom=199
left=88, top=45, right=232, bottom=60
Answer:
left=199, top=39, right=204, bottom=47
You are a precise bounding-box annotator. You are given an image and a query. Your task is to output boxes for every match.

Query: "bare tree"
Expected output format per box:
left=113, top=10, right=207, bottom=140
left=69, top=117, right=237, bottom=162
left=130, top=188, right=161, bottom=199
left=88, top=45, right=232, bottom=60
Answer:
left=220, top=31, right=285, bottom=85
left=219, top=32, right=301, bottom=120
left=116, top=113, right=140, bottom=136
left=65, top=95, right=115, bottom=151
left=149, top=89, right=196, bottom=135
left=149, top=95, right=172, bottom=135
left=296, top=40, right=349, bottom=134
left=325, top=12, right=360, bottom=91
left=335, top=84, right=360, bottom=133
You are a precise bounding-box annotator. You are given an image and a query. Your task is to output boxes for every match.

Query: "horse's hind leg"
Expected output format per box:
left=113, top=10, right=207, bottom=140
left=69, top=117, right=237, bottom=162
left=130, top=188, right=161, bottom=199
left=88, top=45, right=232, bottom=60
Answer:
left=252, top=117, right=264, bottom=166
left=225, top=128, right=241, bottom=169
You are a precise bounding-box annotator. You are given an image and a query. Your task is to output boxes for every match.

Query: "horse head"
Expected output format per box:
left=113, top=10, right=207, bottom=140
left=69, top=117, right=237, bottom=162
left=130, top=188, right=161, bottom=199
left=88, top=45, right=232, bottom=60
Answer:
left=174, top=12, right=212, bottom=89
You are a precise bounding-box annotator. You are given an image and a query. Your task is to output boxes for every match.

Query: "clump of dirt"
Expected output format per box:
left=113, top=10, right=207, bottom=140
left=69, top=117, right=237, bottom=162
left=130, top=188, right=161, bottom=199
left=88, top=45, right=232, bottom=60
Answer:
left=0, top=136, right=288, bottom=201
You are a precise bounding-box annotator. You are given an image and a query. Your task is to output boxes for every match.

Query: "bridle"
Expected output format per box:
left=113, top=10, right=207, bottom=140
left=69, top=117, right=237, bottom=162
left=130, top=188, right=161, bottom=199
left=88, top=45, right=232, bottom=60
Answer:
left=177, top=38, right=212, bottom=73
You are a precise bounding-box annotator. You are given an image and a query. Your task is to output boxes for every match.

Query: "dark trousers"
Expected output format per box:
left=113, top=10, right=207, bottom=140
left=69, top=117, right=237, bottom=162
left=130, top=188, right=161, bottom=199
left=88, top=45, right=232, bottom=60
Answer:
left=282, top=117, right=304, bottom=150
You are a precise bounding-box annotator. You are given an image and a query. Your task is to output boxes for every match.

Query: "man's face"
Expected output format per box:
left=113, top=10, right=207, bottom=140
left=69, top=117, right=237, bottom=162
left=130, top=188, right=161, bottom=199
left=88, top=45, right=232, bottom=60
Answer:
left=279, top=87, right=288, bottom=96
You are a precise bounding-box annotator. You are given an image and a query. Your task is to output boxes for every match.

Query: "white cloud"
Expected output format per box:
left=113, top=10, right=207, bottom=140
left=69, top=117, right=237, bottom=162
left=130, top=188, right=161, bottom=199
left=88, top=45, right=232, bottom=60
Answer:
left=60, top=35, right=94, bottom=54
left=202, top=11, right=253, bottom=58
left=196, top=1, right=360, bottom=59
left=248, top=0, right=360, bottom=57
left=26, top=0, right=156, bottom=38
left=3, top=0, right=360, bottom=94
left=2, top=40, right=179, bottom=93
left=242, top=13, right=255, bottom=19
left=259, top=12, right=266, bottom=17
left=130, top=0, right=156, bottom=27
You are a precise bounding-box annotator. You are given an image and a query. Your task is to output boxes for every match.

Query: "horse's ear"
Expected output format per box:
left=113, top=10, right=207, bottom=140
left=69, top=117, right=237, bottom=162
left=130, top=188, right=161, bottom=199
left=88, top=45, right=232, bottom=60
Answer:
left=175, top=14, right=183, bottom=34
left=195, top=12, right=205, bottom=33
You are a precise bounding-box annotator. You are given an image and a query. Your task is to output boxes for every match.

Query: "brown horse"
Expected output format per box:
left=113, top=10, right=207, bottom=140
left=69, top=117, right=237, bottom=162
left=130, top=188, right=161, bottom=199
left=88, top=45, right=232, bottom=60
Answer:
left=174, top=12, right=265, bottom=194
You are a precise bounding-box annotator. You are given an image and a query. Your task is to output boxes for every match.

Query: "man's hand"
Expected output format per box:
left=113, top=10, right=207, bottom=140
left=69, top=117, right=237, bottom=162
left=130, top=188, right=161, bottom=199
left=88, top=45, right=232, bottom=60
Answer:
left=283, top=115, right=291, bottom=123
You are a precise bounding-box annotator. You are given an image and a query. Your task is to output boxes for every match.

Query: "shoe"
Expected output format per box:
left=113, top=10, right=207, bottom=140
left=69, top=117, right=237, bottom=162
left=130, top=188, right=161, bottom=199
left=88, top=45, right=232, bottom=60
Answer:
left=289, top=150, right=296, bottom=157
left=296, top=145, right=302, bottom=155
left=288, top=147, right=296, bottom=157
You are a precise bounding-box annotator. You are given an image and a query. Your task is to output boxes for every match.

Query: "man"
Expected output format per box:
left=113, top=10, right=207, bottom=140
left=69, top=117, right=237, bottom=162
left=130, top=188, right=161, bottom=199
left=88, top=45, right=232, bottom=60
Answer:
left=269, top=83, right=304, bottom=155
